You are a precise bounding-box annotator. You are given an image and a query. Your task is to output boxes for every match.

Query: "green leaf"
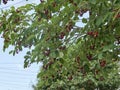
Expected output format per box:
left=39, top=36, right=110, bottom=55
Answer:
left=82, top=18, right=87, bottom=23
left=96, top=16, right=103, bottom=26
left=89, top=0, right=96, bottom=4
left=98, top=53, right=103, bottom=59
left=9, top=50, right=13, bottom=54
left=103, top=44, right=114, bottom=52
left=59, top=52, right=64, bottom=58
left=26, top=35, right=35, bottom=43
left=11, top=33, right=15, bottom=40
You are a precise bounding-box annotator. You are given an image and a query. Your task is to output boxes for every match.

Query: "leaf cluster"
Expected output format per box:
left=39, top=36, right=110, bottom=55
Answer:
left=0, top=0, right=120, bottom=90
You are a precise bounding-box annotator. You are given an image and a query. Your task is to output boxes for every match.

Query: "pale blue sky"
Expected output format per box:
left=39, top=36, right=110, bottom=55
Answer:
left=0, top=1, right=89, bottom=90
left=0, top=0, right=41, bottom=90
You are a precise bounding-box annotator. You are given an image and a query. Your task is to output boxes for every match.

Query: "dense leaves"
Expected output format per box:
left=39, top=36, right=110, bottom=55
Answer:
left=0, top=0, right=120, bottom=90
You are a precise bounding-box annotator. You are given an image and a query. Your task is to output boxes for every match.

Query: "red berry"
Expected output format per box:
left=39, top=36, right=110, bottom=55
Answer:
left=93, top=31, right=98, bottom=37
left=116, top=13, right=120, bottom=18
left=100, top=60, right=106, bottom=67
left=87, top=31, right=93, bottom=35
left=86, top=54, right=93, bottom=60
left=59, top=32, right=65, bottom=39
left=87, top=31, right=98, bottom=37
left=68, top=75, right=73, bottom=80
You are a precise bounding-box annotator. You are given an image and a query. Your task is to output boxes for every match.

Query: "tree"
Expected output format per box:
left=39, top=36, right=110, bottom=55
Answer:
left=0, top=0, right=120, bottom=90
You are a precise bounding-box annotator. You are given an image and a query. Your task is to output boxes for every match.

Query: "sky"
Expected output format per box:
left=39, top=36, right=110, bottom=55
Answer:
left=0, top=0, right=41, bottom=90
left=0, top=1, right=89, bottom=90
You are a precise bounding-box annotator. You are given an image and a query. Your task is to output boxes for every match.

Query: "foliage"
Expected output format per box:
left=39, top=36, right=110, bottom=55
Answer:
left=0, top=0, right=120, bottom=90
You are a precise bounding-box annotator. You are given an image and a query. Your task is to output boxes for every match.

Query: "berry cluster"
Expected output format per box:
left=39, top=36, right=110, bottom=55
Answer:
left=43, top=60, right=54, bottom=70
left=87, top=31, right=98, bottom=38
